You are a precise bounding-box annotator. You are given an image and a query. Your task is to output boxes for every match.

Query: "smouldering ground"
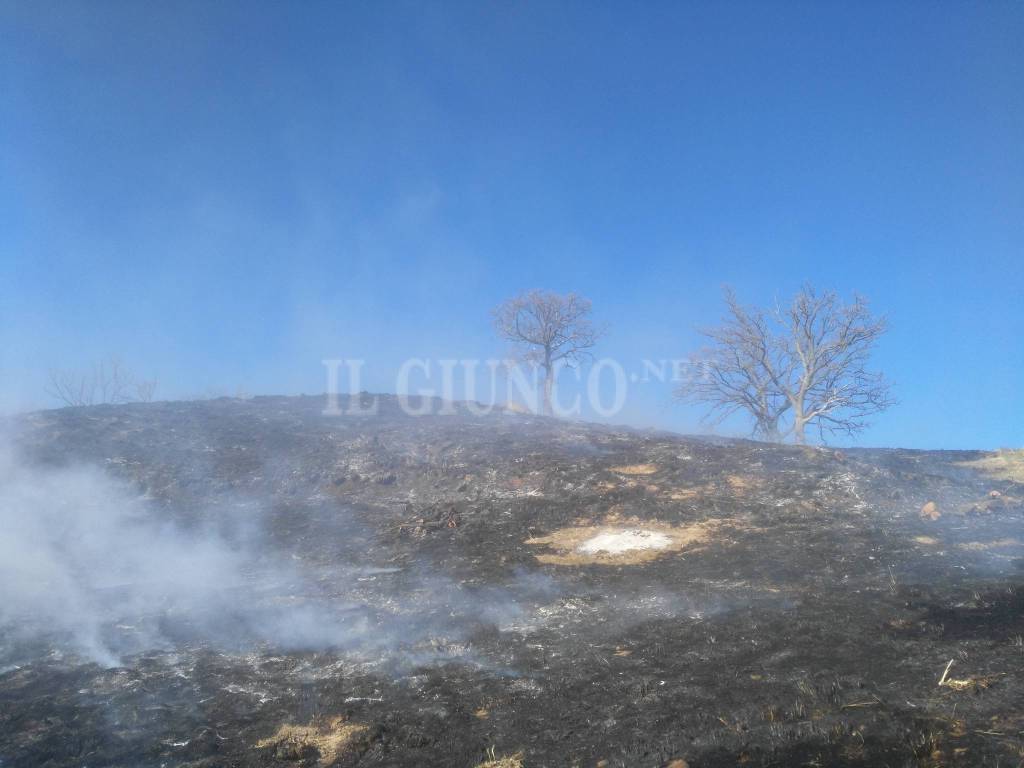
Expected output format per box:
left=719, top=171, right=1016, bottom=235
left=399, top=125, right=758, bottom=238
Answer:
left=1, top=396, right=1022, bottom=767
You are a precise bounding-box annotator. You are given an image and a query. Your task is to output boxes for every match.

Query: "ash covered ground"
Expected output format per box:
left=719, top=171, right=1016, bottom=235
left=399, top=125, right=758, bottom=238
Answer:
left=1, top=396, right=1022, bottom=768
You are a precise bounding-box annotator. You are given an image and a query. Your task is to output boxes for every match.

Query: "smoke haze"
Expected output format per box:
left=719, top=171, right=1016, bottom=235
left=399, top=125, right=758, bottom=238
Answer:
left=0, top=437, right=565, bottom=668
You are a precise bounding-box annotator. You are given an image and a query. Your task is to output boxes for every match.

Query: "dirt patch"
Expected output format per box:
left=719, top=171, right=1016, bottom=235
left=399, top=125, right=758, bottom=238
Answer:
left=913, top=535, right=941, bottom=546
left=666, top=486, right=708, bottom=501
left=525, top=521, right=715, bottom=565
left=957, top=449, right=1024, bottom=483
left=475, top=750, right=523, bottom=768
left=938, top=660, right=1002, bottom=691
left=255, top=716, right=368, bottom=766
left=960, top=490, right=1023, bottom=515
left=608, top=463, right=658, bottom=475
left=723, top=474, right=759, bottom=494
left=920, top=501, right=941, bottom=520
left=957, top=539, right=1022, bottom=551
left=577, top=528, right=672, bottom=554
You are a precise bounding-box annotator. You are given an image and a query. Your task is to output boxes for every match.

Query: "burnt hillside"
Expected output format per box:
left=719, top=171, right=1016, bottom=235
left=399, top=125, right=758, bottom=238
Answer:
left=1, top=396, right=1022, bottom=768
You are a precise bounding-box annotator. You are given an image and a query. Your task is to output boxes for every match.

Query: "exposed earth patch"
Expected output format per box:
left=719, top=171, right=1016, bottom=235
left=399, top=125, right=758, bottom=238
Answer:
left=525, top=521, right=716, bottom=565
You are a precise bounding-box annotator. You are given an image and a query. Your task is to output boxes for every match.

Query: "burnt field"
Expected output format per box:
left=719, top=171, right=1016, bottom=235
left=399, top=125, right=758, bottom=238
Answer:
left=1, top=395, right=1022, bottom=768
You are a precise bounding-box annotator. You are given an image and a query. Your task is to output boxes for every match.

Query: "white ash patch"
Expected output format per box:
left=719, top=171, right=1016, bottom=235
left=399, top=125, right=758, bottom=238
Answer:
left=577, top=529, right=673, bottom=555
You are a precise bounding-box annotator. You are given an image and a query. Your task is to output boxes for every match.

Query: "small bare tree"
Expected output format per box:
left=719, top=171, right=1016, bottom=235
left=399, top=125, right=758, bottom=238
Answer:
left=46, top=357, right=157, bottom=407
left=493, top=289, right=602, bottom=415
left=46, top=369, right=100, bottom=408
left=133, top=378, right=158, bottom=403
left=677, top=286, right=894, bottom=443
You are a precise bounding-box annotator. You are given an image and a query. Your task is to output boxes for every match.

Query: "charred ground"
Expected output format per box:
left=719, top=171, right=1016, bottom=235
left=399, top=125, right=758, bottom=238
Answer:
left=1, top=395, right=1022, bottom=768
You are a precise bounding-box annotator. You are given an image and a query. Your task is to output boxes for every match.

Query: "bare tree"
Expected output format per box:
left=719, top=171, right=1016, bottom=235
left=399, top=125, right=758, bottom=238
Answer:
left=133, top=378, right=158, bottom=403
left=46, top=357, right=158, bottom=407
left=46, top=369, right=99, bottom=408
left=493, top=290, right=602, bottom=415
left=677, top=286, right=894, bottom=443
left=675, top=291, right=792, bottom=441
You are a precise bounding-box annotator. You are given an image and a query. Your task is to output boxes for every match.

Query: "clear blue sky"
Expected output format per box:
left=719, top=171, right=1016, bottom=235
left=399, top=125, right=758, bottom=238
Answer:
left=2, top=1, right=1021, bottom=448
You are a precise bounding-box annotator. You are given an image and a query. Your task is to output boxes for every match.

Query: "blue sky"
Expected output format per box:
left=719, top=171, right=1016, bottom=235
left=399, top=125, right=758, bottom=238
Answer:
left=1, top=0, right=1021, bottom=448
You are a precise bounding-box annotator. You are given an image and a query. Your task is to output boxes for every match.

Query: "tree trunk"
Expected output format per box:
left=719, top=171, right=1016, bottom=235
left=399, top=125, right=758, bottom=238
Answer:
left=793, top=419, right=807, bottom=444
left=542, top=366, right=554, bottom=416
left=756, top=416, right=780, bottom=442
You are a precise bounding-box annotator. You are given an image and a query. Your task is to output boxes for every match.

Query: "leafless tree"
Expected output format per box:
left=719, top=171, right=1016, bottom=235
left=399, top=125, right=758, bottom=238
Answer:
left=46, top=357, right=158, bottom=407
left=676, top=291, right=792, bottom=441
left=133, top=378, right=158, bottom=403
left=46, top=369, right=99, bottom=408
left=677, top=286, right=894, bottom=443
left=493, top=290, right=602, bottom=415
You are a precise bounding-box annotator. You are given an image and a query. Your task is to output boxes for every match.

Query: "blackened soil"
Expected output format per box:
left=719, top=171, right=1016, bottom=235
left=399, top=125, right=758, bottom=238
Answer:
left=1, top=395, right=1022, bottom=768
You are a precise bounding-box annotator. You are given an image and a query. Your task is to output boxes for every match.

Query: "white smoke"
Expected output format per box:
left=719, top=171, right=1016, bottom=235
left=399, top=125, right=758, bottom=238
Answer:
left=0, top=439, right=561, bottom=668
left=0, top=442, right=256, bottom=664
